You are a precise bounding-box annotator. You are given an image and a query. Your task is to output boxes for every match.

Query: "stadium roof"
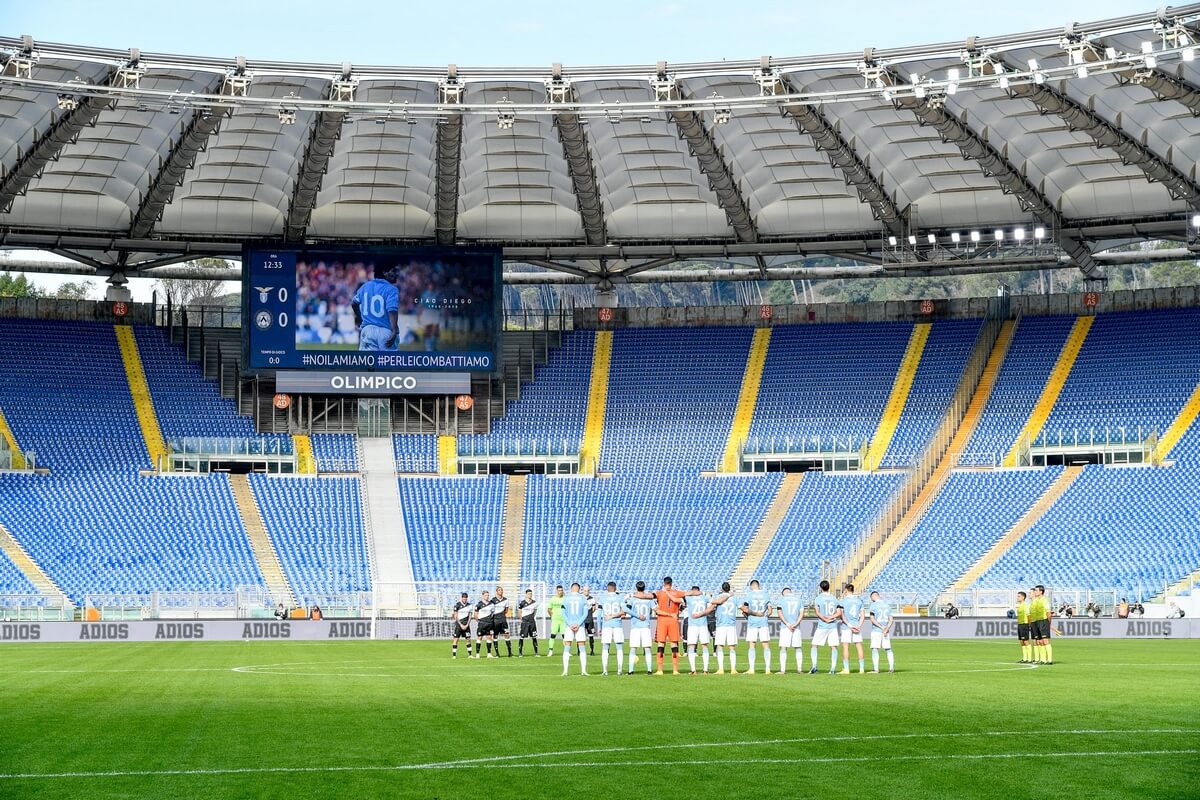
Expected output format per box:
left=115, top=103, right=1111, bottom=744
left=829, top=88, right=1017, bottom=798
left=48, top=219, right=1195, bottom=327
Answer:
left=2, top=6, right=1200, bottom=285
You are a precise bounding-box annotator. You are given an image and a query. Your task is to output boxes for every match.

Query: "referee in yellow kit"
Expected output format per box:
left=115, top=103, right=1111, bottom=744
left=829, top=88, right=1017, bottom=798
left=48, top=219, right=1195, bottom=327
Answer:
left=1028, top=585, right=1053, bottom=665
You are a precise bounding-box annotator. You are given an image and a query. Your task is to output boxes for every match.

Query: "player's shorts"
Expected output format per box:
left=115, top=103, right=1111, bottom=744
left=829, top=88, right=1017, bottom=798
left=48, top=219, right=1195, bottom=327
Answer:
left=655, top=616, right=681, bottom=644
left=519, top=618, right=537, bottom=638
left=550, top=617, right=566, bottom=636
left=839, top=625, right=863, bottom=644
left=562, top=626, right=587, bottom=644
left=629, top=627, right=652, bottom=648
left=1031, top=619, right=1051, bottom=640
left=685, top=620, right=711, bottom=646
left=359, top=323, right=395, bottom=351
left=475, top=621, right=493, bottom=637
left=452, top=624, right=471, bottom=639
left=492, top=618, right=509, bottom=635
left=601, top=626, right=625, bottom=645
left=744, top=625, right=770, bottom=643
left=812, top=626, right=841, bottom=647
left=714, top=625, right=738, bottom=646
left=1017, top=622, right=1032, bottom=641
left=778, top=625, right=802, bottom=649
left=870, top=629, right=892, bottom=649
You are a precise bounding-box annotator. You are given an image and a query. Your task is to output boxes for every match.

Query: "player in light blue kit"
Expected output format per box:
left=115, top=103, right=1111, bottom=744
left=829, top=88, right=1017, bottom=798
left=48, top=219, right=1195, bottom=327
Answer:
left=741, top=580, right=772, bottom=675
left=775, top=587, right=805, bottom=674
left=598, top=581, right=628, bottom=676
left=707, top=582, right=740, bottom=675
left=561, top=582, right=590, bottom=676
left=838, top=583, right=867, bottom=674
left=352, top=266, right=401, bottom=351
left=810, top=579, right=842, bottom=674
left=868, top=590, right=895, bottom=673
left=684, top=586, right=713, bottom=675
left=625, top=581, right=656, bottom=675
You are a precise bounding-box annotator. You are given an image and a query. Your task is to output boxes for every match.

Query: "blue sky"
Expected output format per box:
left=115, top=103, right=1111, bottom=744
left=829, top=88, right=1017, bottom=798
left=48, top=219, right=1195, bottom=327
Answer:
left=3, top=0, right=1146, bottom=66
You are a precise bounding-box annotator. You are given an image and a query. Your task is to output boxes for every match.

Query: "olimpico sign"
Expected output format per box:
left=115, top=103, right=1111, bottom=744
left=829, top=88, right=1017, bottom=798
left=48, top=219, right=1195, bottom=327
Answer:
left=274, top=371, right=470, bottom=396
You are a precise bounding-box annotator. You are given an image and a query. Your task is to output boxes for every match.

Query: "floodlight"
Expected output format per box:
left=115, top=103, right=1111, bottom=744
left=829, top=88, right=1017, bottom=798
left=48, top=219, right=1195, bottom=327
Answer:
left=713, top=107, right=731, bottom=125
left=994, top=229, right=1005, bottom=241
left=277, top=107, right=296, bottom=125
left=927, top=233, right=936, bottom=244
left=57, top=94, right=78, bottom=111
left=1033, top=71, right=1046, bottom=85
left=887, top=235, right=898, bottom=246
left=998, top=75, right=1010, bottom=90
left=1034, top=226, right=1046, bottom=239
left=1076, top=65, right=1088, bottom=79
left=914, top=85, right=926, bottom=99
left=1192, top=214, right=1200, bottom=227
left=908, top=235, right=918, bottom=245
left=947, top=68, right=960, bottom=81
left=497, top=110, right=515, bottom=130
left=1144, top=55, right=1157, bottom=69
left=950, top=232, right=961, bottom=244
left=1184, top=47, right=1196, bottom=62
left=1105, top=47, right=1118, bottom=60
left=1027, top=58, right=1040, bottom=71
left=1014, top=228, right=1026, bottom=241
left=1141, top=41, right=1154, bottom=54
left=947, top=82, right=958, bottom=95
left=881, top=87, right=893, bottom=102
left=970, top=230, right=981, bottom=242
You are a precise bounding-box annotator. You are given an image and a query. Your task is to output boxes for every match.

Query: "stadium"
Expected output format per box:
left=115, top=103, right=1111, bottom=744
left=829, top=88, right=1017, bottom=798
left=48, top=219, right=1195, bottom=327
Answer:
left=1, top=3, right=1199, bottom=798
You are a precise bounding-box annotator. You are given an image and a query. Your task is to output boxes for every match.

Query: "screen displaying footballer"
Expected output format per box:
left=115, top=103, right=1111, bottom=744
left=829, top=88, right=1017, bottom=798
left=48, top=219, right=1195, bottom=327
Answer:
left=244, top=246, right=501, bottom=371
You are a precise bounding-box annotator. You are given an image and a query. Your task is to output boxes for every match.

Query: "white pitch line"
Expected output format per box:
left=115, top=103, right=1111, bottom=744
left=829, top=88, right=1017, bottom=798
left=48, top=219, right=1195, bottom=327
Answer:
left=1, top=730, right=1195, bottom=780
left=1, top=748, right=1195, bottom=781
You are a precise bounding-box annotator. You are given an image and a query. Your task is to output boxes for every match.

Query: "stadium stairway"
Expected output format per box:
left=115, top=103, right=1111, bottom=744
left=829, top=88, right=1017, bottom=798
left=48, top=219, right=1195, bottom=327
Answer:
left=1002, top=315, right=1093, bottom=466
left=729, top=472, right=804, bottom=587
left=863, top=323, right=931, bottom=471
left=845, top=318, right=1014, bottom=589
left=437, top=435, right=457, bottom=475
left=361, top=437, right=417, bottom=590
left=720, top=327, right=772, bottom=472
left=498, top=473, right=527, bottom=588
left=0, top=521, right=70, bottom=601
left=1155, top=379, right=1200, bottom=461
left=114, top=325, right=168, bottom=469
left=0, top=407, right=25, bottom=469
left=229, top=475, right=296, bottom=606
left=949, top=464, right=1085, bottom=591
left=293, top=435, right=316, bottom=474
left=579, top=330, right=613, bottom=474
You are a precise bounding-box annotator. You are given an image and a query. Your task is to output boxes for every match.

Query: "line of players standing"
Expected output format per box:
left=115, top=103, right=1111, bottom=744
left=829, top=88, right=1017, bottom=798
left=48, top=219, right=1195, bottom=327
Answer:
left=448, top=579, right=897, bottom=675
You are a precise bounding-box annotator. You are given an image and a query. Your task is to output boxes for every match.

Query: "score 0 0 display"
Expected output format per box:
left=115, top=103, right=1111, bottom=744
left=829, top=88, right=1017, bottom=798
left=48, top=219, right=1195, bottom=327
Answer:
left=243, top=245, right=501, bottom=372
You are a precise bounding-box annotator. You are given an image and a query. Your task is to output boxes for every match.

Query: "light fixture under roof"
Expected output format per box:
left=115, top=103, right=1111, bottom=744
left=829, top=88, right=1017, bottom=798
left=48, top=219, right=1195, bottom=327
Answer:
left=970, top=230, right=981, bottom=242
left=1034, top=226, right=1046, bottom=239
left=926, top=233, right=936, bottom=244
left=888, top=235, right=898, bottom=246
left=950, top=232, right=961, bottom=244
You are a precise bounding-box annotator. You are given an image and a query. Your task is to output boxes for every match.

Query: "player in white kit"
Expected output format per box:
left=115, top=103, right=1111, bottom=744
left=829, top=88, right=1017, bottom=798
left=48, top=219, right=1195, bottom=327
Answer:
left=705, top=582, right=740, bottom=675
left=625, top=581, right=655, bottom=675
left=683, top=586, right=713, bottom=675
left=868, top=590, right=896, bottom=673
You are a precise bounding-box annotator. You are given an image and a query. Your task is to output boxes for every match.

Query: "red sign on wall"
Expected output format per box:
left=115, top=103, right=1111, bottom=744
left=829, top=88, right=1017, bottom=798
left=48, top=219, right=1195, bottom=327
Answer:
left=758, top=304, right=773, bottom=320
left=272, top=393, right=292, bottom=410
left=919, top=299, right=935, bottom=315
left=112, top=301, right=128, bottom=317
left=455, top=395, right=474, bottom=411
left=1083, top=291, right=1100, bottom=308
left=597, top=307, right=614, bottom=323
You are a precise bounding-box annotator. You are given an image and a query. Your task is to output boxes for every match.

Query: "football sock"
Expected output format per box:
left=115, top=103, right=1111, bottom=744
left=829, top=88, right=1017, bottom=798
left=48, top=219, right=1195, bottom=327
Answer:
left=872, top=650, right=879, bottom=671
left=505, top=640, right=512, bottom=656
left=748, top=648, right=756, bottom=673
left=716, top=647, right=725, bottom=672
left=580, top=650, right=588, bottom=673
left=687, top=647, right=697, bottom=672
left=671, top=650, right=679, bottom=671
left=1044, top=643, right=1053, bottom=662
left=730, top=650, right=738, bottom=672
left=644, top=647, right=653, bottom=672
left=810, top=645, right=819, bottom=668
left=763, top=646, right=772, bottom=671
left=702, top=648, right=710, bottom=673
left=858, top=658, right=865, bottom=673
left=562, top=649, right=570, bottom=672
left=830, top=649, right=839, bottom=671
left=616, top=645, right=624, bottom=674
left=779, top=649, right=787, bottom=673
left=452, top=643, right=457, bottom=657
left=1021, top=642, right=1031, bottom=661
left=589, top=635, right=595, bottom=655
left=532, top=636, right=539, bottom=655
left=886, top=649, right=894, bottom=670
left=656, top=649, right=664, bottom=672
left=602, top=648, right=609, bottom=673
left=475, top=641, right=481, bottom=656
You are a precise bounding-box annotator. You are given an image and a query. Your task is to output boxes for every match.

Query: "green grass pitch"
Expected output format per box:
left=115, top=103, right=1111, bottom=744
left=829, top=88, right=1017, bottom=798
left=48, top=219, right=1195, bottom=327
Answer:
left=1, top=639, right=1197, bottom=799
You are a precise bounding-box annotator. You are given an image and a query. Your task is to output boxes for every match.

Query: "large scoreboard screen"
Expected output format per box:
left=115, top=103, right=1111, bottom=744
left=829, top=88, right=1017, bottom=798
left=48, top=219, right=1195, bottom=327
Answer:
left=243, top=245, right=501, bottom=372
